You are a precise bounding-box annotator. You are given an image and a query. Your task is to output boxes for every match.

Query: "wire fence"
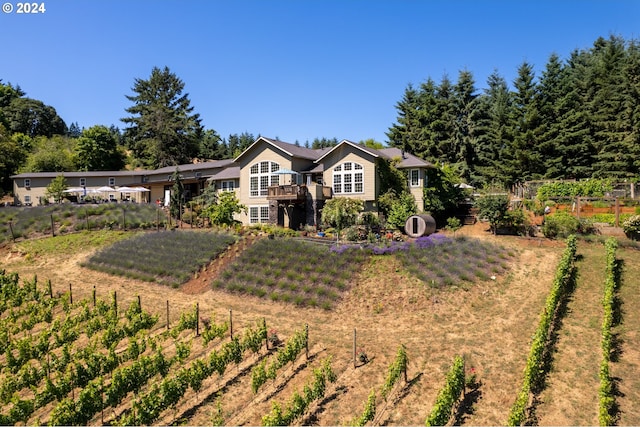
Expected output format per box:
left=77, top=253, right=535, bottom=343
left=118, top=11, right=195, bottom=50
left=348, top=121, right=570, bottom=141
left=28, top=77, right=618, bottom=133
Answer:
left=0, top=203, right=172, bottom=244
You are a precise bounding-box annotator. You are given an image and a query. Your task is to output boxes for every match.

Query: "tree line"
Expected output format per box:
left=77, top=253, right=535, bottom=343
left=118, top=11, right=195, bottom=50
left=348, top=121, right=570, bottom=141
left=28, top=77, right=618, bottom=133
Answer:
left=2, top=35, right=638, bottom=197
left=0, top=67, right=341, bottom=196
left=387, top=35, right=640, bottom=188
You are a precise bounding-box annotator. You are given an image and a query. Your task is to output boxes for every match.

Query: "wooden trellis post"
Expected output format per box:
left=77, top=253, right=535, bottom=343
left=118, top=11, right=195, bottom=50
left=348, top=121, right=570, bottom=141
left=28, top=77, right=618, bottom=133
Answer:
left=195, top=303, right=200, bottom=337
left=8, top=221, right=15, bottom=242
left=69, top=283, right=73, bottom=305
left=305, top=323, right=309, bottom=360
left=229, top=309, right=233, bottom=339
left=166, top=300, right=170, bottom=330
left=353, top=328, right=357, bottom=368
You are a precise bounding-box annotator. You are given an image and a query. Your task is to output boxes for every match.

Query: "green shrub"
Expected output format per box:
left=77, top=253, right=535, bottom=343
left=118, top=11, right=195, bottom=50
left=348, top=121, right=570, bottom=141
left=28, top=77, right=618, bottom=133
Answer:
left=542, top=211, right=580, bottom=239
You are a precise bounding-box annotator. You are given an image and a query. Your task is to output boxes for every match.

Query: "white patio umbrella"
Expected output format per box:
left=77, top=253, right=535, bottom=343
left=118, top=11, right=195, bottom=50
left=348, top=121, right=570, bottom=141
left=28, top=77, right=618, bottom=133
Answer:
left=96, top=186, right=116, bottom=192
left=63, top=187, right=86, bottom=193
left=115, top=186, right=137, bottom=192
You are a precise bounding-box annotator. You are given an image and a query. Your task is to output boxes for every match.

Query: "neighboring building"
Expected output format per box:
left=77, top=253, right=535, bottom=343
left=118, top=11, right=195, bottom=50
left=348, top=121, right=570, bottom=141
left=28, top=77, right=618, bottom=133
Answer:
left=10, top=137, right=433, bottom=227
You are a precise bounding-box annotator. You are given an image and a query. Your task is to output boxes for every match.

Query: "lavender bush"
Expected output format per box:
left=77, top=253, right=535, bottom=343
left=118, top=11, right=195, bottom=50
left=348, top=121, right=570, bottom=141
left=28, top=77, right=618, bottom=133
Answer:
left=83, top=230, right=237, bottom=287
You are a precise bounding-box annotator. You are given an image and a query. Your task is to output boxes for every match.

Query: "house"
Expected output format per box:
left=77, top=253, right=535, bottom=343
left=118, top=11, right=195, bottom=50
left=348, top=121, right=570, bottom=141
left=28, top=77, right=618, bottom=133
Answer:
left=11, top=137, right=433, bottom=227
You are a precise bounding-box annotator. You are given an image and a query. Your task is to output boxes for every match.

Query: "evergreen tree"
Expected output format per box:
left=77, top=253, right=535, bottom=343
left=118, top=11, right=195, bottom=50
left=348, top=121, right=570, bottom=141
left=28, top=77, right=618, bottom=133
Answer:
left=67, top=122, right=82, bottom=138
left=536, top=53, right=567, bottom=178
left=589, top=36, right=634, bottom=178
left=554, top=49, right=596, bottom=179
left=198, top=129, right=224, bottom=160
left=452, top=69, right=481, bottom=182
left=310, top=137, right=339, bottom=149
left=624, top=40, right=640, bottom=173
left=503, top=61, right=543, bottom=184
left=432, top=75, right=457, bottom=162
left=226, top=132, right=255, bottom=158
left=414, top=78, right=440, bottom=160
left=169, top=168, right=184, bottom=219
left=475, top=70, right=513, bottom=186
left=122, top=66, right=203, bottom=168
left=386, top=84, right=423, bottom=154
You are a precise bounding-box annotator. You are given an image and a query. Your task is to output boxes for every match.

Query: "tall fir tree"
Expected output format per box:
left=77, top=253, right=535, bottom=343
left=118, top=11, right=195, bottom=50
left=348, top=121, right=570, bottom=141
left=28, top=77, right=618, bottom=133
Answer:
left=503, top=61, right=544, bottom=184
left=589, top=36, right=634, bottom=178
left=536, top=53, right=567, bottom=178
left=386, top=83, right=424, bottom=154
left=452, top=69, right=481, bottom=182
left=122, top=66, right=203, bottom=168
left=475, top=70, right=513, bottom=186
left=432, top=75, right=457, bottom=163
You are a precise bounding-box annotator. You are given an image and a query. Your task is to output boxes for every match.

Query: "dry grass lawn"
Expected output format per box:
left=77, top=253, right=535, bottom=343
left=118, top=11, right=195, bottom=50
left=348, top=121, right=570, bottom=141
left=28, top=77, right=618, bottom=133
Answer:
left=1, top=223, right=639, bottom=425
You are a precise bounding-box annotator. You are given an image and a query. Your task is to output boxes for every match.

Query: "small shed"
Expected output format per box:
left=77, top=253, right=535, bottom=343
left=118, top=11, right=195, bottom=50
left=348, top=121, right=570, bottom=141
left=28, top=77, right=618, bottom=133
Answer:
left=404, top=214, right=436, bottom=238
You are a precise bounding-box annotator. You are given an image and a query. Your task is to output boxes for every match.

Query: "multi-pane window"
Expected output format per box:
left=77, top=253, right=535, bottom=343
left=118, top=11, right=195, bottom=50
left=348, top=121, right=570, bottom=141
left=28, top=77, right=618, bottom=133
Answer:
left=332, top=162, right=364, bottom=194
left=108, top=177, right=115, bottom=186
left=410, top=169, right=420, bottom=187
left=249, top=161, right=280, bottom=197
left=79, top=178, right=86, bottom=187
left=24, top=179, right=31, bottom=188
left=221, top=181, right=235, bottom=192
left=249, top=205, right=270, bottom=223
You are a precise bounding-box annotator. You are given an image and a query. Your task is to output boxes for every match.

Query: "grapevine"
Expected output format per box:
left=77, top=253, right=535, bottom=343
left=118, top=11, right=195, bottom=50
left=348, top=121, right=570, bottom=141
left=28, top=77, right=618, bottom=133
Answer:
left=507, top=235, right=577, bottom=426
left=381, top=344, right=408, bottom=399
left=599, top=238, right=619, bottom=426
left=425, top=355, right=465, bottom=426
left=261, top=357, right=336, bottom=426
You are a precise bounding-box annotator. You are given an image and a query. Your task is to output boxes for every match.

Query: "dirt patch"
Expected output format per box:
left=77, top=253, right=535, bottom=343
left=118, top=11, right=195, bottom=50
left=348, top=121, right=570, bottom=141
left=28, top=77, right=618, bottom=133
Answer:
left=180, top=235, right=261, bottom=294
left=2, top=223, right=634, bottom=425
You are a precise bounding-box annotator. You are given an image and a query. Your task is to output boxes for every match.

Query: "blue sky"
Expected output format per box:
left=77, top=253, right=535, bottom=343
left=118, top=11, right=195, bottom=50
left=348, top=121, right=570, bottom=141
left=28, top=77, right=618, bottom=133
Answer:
left=1, top=1, right=638, bottom=146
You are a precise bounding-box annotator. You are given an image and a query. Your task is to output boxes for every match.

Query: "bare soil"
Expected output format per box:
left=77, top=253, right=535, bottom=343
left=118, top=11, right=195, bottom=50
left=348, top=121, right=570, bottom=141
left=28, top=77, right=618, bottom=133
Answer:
left=1, top=221, right=638, bottom=425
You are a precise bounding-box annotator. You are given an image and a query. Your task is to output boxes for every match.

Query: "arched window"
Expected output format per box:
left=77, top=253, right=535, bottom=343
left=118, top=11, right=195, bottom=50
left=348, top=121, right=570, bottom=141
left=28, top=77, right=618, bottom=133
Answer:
left=249, top=161, right=280, bottom=197
left=333, top=162, right=364, bottom=194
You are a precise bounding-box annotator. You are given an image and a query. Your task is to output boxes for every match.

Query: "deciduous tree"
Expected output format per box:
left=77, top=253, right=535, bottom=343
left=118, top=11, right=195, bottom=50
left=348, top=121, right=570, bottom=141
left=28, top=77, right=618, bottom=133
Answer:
left=74, top=125, right=125, bottom=171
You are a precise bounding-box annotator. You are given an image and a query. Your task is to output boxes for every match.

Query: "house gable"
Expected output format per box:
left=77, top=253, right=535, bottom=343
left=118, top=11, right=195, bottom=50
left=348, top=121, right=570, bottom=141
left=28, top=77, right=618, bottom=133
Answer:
left=316, top=140, right=379, bottom=202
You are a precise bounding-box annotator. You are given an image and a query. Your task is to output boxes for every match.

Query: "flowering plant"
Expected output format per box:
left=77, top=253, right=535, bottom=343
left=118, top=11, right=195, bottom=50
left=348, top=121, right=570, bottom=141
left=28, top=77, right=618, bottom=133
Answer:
left=622, top=215, right=640, bottom=239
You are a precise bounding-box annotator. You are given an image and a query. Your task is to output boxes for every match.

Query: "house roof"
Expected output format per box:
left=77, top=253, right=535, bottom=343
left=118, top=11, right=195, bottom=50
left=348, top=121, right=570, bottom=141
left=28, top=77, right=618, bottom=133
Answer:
left=151, top=159, right=235, bottom=175
left=11, top=170, right=142, bottom=179
left=234, top=136, right=323, bottom=162
left=378, top=147, right=434, bottom=168
left=207, top=166, right=240, bottom=181
left=312, top=140, right=434, bottom=169
left=313, top=139, right=381, bottom=163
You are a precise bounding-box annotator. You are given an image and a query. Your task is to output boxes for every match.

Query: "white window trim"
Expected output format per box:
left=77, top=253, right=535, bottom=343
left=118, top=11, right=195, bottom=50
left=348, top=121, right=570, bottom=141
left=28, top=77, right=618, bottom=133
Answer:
left=332, top=162, right=364, bottom=194
left=79, top=178, right=86, bottom=187
left=108, top=177, right=115, bottom=186
left=409, top=169, right=420, bottom=187
left=249, top=205, right=270, bottom=223
left=24, top=178, right=31, bottom=188
left=249, top=161, right=280, bottom=197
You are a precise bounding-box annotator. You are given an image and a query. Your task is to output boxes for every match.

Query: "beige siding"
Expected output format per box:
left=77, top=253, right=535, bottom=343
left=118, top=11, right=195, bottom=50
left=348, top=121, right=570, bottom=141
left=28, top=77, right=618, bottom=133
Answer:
left=320, top=145, right=378, bottom=202
left=408, top=168, right=427, bottom=211
left=236, top=142, right=293, bottom=225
